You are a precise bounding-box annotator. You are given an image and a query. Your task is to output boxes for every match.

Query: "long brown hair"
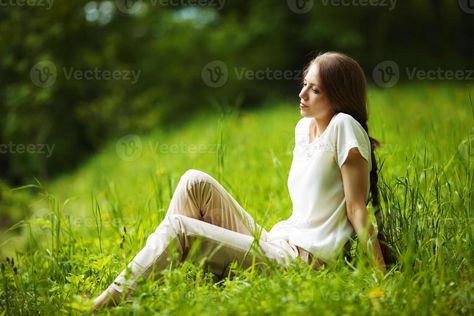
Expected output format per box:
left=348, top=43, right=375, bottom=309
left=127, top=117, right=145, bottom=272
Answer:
left=304, top=51, right=395, bottom=265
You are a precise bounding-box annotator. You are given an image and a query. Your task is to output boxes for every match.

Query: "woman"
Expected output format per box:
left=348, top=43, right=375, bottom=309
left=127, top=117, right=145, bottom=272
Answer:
left=92, top=51, right=387, bottom=310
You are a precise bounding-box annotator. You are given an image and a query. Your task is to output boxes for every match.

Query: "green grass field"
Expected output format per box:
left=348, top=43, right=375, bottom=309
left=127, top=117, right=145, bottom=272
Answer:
left=1, top=83, right=473, bottom=315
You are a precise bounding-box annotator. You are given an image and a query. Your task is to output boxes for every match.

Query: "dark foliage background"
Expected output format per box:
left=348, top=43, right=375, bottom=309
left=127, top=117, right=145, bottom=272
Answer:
left=0, top=0, right=473, bottom=185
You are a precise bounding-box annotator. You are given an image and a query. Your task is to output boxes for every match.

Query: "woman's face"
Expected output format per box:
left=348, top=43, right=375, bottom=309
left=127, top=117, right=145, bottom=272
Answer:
left=298, top=63, right=333, bottom=118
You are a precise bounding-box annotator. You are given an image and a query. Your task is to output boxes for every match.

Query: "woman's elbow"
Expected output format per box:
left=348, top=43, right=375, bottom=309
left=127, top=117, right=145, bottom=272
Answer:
left=345, top=203, right=368, bottom=227
left=345, top=202, right=358, bottom=221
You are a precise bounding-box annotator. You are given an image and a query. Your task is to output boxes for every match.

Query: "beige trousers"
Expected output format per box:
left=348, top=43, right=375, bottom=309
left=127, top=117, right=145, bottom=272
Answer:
left=109, top=169, right=304, bottom=293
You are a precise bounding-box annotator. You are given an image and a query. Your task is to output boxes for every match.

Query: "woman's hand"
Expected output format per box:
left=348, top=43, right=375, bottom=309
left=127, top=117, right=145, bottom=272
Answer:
left=340, top=147, right=386, bottom=272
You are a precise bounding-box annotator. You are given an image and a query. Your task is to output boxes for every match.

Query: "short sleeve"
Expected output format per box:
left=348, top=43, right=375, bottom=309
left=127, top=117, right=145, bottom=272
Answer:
left=334, top=115, right=371, bottom=168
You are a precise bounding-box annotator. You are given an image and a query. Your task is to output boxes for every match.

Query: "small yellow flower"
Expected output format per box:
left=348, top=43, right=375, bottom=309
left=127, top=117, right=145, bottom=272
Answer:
left=368, top=287, right=385, bottom=299
left=156, top=167, right=166, bottom=177
left=101, top=212, right=109, bottom=221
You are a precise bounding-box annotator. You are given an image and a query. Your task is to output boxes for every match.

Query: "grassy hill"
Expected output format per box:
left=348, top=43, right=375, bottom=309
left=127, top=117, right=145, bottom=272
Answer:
left=1, top=83, right=473, bottom=315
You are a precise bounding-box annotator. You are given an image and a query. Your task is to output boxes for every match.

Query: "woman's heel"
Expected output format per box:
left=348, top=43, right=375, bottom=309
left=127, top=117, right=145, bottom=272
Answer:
left=91, top=286, right=123, bottom=311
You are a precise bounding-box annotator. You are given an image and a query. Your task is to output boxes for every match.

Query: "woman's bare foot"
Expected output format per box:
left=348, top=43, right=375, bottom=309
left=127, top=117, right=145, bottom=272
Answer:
left=91, top=287, right=122, bottom=312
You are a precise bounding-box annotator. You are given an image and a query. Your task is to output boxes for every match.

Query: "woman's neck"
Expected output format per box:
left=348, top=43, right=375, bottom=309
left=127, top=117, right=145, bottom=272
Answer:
left=311, top=111, right=335, bottom=138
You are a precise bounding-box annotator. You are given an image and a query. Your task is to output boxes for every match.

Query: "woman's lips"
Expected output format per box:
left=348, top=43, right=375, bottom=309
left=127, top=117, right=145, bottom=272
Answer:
left=299, top=103, right=308, bottom=109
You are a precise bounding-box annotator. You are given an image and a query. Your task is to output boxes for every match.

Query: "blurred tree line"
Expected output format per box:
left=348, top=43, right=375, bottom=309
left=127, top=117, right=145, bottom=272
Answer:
left=0, top=0, right=472, bottom=185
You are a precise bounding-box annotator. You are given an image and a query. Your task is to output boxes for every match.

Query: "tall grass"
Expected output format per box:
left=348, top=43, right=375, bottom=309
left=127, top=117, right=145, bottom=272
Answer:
left=0, top=83, right=472, bottom=315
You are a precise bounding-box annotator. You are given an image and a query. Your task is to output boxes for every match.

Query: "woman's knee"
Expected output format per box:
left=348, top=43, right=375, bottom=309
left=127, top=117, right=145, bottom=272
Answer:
left=180, top=169, right=213, bottom=185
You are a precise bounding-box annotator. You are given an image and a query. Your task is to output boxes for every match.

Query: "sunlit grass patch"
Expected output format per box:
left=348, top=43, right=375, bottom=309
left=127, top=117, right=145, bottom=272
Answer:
left=1, top=83, right=473, bottom=315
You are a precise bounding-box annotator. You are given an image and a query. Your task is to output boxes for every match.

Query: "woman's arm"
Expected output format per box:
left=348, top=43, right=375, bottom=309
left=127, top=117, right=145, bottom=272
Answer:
left=340, top=147, right=386, bottom=271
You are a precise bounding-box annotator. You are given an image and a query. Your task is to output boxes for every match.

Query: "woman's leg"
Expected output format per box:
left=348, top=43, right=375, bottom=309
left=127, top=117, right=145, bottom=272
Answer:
left=92, top=169, right=298, bottom=309
left=166, top=169, right=266, bottom=237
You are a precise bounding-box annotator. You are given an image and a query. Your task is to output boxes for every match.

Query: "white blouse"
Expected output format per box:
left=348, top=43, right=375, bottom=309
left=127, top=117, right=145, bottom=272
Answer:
left=268, top=112, right=372, bottom=263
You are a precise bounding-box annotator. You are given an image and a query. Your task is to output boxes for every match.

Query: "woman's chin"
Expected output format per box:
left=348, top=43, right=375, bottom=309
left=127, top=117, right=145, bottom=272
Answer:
left=300, top=109, right=311, bottom=116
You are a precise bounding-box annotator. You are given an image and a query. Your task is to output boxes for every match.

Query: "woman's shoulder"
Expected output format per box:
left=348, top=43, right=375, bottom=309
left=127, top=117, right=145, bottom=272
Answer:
left=331, top=112, right=367, bottom=135
left=328, top=113, right=371, bottom=151
left=295, top=116, right=311, bottom=134
left=332, top=112, right=359, bottom=125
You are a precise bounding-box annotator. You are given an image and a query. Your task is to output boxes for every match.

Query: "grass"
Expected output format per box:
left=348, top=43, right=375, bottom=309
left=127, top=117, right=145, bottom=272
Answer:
left=0, top=82, right=473, bottom=315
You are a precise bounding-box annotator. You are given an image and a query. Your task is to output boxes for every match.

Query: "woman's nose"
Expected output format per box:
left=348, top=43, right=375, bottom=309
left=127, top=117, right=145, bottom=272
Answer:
left=299, top=87, right=307, bottom=100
